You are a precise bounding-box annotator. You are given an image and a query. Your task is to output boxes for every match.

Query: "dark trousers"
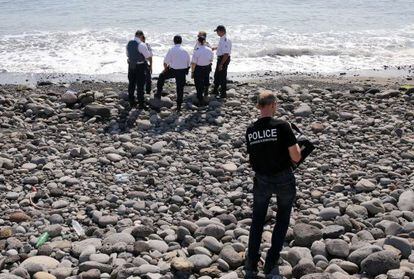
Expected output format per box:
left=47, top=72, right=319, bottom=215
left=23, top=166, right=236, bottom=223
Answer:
left=213, top=56, right=230, bottom=95
left=128, top=63, right=146, bottom=105
left=156, top=68, right=187, bottom=106
left=144, top=62, right=152, bottom=94
left=246, top=170, right=296, bottom=274
left=194, top=64, right=211, bottom=101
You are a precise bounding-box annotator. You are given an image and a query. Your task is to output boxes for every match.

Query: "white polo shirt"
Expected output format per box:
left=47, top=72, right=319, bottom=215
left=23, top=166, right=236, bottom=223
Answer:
left=216, top=35, right=232, bottom=56
left=164, top=44, right=191, bottom=70
left=192, top=45, right=214, bottom=66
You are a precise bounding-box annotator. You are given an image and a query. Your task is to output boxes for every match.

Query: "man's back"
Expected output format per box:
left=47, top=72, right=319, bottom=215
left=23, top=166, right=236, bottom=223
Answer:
left=246, top=117, right=297, bottom=175
left=165, top=45, right=190, bottom=70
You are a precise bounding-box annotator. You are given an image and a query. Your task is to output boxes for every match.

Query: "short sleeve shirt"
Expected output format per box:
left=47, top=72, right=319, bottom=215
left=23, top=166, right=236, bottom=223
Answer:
left=216, top=35, right=232, bottom=56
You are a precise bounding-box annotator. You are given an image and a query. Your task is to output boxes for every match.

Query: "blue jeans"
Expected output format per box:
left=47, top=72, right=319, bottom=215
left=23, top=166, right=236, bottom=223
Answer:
left=245, top=170, right=296, bottom=274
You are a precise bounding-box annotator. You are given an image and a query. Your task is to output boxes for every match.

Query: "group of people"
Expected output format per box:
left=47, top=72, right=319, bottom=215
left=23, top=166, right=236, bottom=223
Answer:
left=126, top=25, right=232, bottom=111
left=127, top=26, right=303, bottom=279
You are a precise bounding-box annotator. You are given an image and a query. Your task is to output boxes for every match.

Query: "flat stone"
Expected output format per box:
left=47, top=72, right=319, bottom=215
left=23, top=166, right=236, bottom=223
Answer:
left=84, top=104, right=110, bottom=118
left=102, top=233, right=134, bottom=246
left=171, top=257, right=193, bottom=272
left=294, top=103, right=312, bottom=117
left=147, top=240, right=169, bottom=253
left=33, top=272, right=57, bottom=279
left=354, top=178, right=376, bottom=192
left=106, top=153, right=122, bottom=162
left=221, top=163, right=237, bottom=173
left=20, top=256, right=59, bottom=270
left=9, top=211, right=31, bottom=223
left=319, top=207, right=341, bottom=220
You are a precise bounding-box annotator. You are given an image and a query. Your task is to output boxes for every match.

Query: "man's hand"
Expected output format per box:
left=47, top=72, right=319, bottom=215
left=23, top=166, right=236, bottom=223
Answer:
left=218, top=65, right=223, bottom=71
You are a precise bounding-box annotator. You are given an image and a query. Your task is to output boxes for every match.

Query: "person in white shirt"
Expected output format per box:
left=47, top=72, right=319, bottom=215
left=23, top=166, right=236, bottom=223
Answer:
left=191, top=36, right=213, bottom=105
left=194, top=31, right=211, bottom=51
left=126, top=30, right=152, bottom=109
left=142, top=35, right=153, bottom=95
left=156, top=35, right=190, bottom=111
left=212, top=25, right=232, bottom=98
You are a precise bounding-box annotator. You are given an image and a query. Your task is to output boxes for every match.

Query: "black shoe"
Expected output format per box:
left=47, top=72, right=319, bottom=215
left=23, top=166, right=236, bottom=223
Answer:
left=138, top=103, right=148, bottom=110
left=129, top=100, right=137, bottom=108
left=244, top=270, right=258, bottom=279
left=212, top=88, right=219, bottom=95
left=219, top=93, right=227, bottom=98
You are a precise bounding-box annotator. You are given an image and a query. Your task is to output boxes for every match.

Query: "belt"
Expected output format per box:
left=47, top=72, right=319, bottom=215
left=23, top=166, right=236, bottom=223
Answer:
left=136, top=62, right=145, bottom=65
left=256, top=167, right=293, bottom=177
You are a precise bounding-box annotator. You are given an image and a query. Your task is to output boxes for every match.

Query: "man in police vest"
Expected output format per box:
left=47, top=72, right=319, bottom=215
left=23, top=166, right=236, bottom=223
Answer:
left=126, top=30, right=152, bottom=109
left=244, top=91, right=301, bottom=278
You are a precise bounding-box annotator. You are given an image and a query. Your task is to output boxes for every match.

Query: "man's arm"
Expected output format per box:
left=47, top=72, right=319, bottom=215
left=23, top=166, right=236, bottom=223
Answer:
left=218, top=53, right=229, bottom=71
left=163, top=49, right=171, bottom=71
left=148, top=56, right=153, bottom=73
left=288, top=144, right=302, bottom=164
left=138, top=43, right=151, bottom=59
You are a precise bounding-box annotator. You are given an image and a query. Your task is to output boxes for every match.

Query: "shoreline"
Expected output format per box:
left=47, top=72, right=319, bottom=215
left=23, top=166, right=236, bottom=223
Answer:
left=0, top=65, right=413, bottom=86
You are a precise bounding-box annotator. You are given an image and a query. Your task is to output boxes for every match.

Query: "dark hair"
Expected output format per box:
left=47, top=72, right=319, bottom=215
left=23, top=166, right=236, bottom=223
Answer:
left=173, top=35, right=182, bottom=44
left=198, top=36, right=206, bottom=44
left=135, top=30, right=144, bottom=37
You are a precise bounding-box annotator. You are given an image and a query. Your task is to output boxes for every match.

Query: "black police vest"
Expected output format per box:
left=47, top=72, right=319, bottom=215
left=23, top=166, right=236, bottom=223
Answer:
left=127, top=40, right=145, bottom=64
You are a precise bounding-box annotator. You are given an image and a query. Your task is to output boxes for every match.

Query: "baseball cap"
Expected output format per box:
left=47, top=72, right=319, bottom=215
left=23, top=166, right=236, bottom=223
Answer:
left=214, top=25, right=226, bottom=32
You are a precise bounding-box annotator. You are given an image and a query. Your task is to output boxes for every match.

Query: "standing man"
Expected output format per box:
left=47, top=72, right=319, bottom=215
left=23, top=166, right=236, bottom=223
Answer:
left=126, top=30, right=152, bottom=109
left=142, top=35, right=153, bottom=95
left=191, top=35, right=213, bottom=105
left=244, top=92, right=301, bottom=278
left=212, top=25, right=232, bottom=98
left=155, top=35, right=190, bottom=111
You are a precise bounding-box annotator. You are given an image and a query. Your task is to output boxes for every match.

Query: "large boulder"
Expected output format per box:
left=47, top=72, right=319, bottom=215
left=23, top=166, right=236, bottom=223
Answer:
left=397, top=190, right=414, bottom=211
left=293, top=223, right=322, bottom=247
left=361, top=251, right=400, bottom=276
left=84, top=104, right=111, bottom=118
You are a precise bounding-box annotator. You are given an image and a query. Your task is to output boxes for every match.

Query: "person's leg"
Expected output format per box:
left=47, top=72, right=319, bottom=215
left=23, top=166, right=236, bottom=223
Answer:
left=136, top=64, right=147, bottom=108
left=212, top=58, right=221, bottom=94
left=203, top=66, right=210, bottom=99
left=245, top=176, right=272, bottom=273
left=156, top=68, right=174, bottom=99
left=263, top=173, right=296, bottom=274
left=128, top=66, right=138, bottom=106
left=145, top=63, right=152, bottom=94
left=194, top=66, right=203, bottom=102
left=175, top=69, right=186, bottom=110
left=220, top=57, right=230, bottom=98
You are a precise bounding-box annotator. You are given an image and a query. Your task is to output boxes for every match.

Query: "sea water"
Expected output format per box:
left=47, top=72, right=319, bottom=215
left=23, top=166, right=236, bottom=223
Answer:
left=0, top=0, right=413, bottom=79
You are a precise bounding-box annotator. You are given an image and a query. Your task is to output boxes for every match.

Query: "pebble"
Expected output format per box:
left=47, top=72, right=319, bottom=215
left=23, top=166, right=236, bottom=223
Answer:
left=0, top=81, right=412, bottom=278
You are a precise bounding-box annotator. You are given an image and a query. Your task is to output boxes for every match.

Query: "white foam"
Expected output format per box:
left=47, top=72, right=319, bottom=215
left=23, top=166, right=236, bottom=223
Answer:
left=0, top=24, right=413, bottom=76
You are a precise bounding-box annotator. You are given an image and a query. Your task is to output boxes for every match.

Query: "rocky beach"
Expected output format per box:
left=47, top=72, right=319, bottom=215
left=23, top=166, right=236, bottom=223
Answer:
left=0, top=74, right=413, bottom=279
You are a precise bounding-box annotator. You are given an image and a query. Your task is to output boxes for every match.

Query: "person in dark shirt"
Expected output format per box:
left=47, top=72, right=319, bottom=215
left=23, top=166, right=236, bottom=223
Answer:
left=244, top=91, right=301, bottom=278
